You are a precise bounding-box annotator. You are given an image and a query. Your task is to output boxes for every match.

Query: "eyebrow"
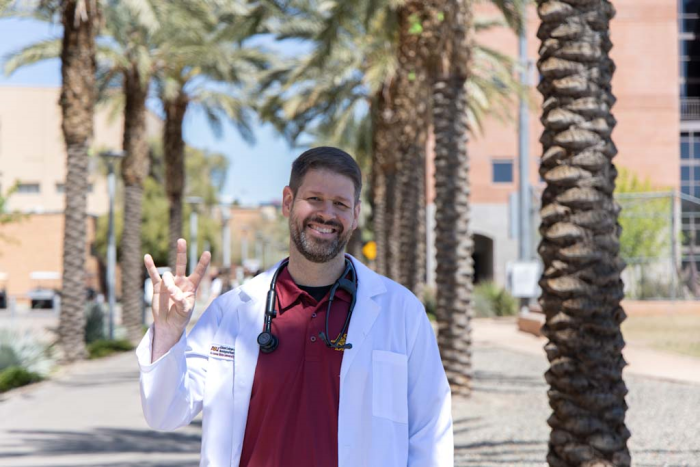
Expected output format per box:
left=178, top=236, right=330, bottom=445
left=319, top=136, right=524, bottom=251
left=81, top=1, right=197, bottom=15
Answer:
left=305, top=191, right=352, bottom=204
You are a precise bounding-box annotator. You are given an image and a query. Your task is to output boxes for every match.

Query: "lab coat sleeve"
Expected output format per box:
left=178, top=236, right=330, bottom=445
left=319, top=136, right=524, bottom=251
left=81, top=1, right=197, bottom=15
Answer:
left=406, top=303, right=454, bottom=466
left=136, top=299, right=222, bottom=431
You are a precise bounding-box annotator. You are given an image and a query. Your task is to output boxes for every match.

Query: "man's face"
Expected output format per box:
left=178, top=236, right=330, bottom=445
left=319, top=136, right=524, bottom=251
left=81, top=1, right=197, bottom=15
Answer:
left=282, top=169, right=360, bottom=263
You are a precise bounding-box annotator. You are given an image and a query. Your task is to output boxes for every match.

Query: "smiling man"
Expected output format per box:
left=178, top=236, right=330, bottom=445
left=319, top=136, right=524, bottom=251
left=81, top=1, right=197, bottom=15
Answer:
left=136, top=147, right=454, bottom=466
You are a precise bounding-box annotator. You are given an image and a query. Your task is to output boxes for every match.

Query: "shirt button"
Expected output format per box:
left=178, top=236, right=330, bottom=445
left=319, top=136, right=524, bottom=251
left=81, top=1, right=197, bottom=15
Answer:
left=310, top=336, right=317, bottom=342
left=311, top=313, right=317, bottom=318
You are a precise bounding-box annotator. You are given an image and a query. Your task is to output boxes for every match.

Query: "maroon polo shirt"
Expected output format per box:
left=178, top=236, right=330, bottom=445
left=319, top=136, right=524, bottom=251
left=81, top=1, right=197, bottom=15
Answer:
left=240, top=265, right=354, bottom=467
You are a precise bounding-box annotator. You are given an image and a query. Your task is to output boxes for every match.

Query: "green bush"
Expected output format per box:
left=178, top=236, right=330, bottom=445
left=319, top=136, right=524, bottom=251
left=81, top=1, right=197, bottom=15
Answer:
left=421, top=286, right=437, bottom=322
left=84, top=301, right=106, bottom=344
left=87, top=339, right=135, bottom=359
left=0, top=366, right=43, bottom=393
left=473, top=282, right=518, bottom=317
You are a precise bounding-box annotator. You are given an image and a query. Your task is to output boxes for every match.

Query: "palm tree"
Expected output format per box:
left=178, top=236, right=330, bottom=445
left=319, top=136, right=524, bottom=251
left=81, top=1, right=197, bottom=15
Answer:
left=156, top=3, right=271, bottom=268
left=5, top=1, right=163, bottom=344
left=58, top=0, right=100, bottom=361
left=428, top=0, right=526, bottom=398
left=428, top=0, right=473, bottom=397
left=536, top=0, right=630, bottom=465
left=260, top=0, right=523, bottom=284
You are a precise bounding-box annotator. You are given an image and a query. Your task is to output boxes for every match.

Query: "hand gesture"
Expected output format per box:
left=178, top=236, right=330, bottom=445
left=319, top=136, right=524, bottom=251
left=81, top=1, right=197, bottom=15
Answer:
left=145, top=238, right=211, bottom=362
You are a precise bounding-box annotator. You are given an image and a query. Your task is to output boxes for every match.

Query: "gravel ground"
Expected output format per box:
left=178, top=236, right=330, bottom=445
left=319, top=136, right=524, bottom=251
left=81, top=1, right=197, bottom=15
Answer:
left=453, top=342, right=700, bottom=466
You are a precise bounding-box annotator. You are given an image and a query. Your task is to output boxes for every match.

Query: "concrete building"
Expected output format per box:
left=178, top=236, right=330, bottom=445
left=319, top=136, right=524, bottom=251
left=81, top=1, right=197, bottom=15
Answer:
left=427, top=0, right=683, bottom=288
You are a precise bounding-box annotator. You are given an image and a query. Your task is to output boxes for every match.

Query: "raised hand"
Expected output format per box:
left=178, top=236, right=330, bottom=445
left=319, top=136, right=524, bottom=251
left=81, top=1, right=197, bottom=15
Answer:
left=145, top=238, right=211, bottom=362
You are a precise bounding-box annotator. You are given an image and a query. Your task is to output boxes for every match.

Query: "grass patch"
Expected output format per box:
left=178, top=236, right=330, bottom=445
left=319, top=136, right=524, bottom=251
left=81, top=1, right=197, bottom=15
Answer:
left=87, top=339, right=135, bottom=360
left=0, top=366, right=43, bottom=393
left=622, top=314, right=700, bottom=358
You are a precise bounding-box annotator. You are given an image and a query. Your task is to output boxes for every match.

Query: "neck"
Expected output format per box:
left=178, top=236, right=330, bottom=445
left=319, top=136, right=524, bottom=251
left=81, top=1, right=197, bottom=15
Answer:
left=287, top=247, right=346, bottom=287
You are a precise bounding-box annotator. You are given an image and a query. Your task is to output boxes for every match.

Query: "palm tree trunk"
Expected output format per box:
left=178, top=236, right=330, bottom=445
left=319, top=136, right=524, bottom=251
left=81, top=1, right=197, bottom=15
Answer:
left=371, top=82, right=399, bottom=278
left=164, top=90, right=188, bottom=270
left=393, top=1, right=432, bottom=294
left=58, top=0, right=99, bottom=362
left=431, top=0, right=474, bottom=397
left=536, top=1, right=630, bottom=465
left=120, top=67, right=149, bottom=343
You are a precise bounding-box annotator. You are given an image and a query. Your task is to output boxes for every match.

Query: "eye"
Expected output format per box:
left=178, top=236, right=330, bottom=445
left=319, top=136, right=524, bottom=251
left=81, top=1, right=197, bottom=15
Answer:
left=308, top=197, right=320, bottom=201
left=334, top=201, right=348, bottom=208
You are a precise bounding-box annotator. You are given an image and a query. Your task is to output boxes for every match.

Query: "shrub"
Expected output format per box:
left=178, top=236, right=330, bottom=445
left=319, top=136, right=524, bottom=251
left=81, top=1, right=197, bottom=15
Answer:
left=85, top=301, right=106, bottom=344
left=421, top=286, right=437, bottom=322
left=0, top=329, right=54, bottom=375
left=0, top=366, right=43, bottom=393
left=87, top=339, right=135, bottom=359
left=473, top=282, right=518, bottom=317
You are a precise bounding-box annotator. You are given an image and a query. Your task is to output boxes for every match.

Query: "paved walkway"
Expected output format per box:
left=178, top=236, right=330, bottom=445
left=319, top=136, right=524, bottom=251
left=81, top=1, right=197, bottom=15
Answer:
left=0, top=318, right=698, bottom=466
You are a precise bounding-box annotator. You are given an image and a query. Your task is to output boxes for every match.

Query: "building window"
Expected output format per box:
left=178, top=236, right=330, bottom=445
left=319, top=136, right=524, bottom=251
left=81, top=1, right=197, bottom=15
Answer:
left=492, top=160, right=513, bottom=184
left=17, top=183, right=40, bottom=194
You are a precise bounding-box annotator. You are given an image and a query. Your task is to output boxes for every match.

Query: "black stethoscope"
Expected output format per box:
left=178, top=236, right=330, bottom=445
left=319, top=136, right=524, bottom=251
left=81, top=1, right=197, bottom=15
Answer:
left=257, top=257, right=357, bottom=353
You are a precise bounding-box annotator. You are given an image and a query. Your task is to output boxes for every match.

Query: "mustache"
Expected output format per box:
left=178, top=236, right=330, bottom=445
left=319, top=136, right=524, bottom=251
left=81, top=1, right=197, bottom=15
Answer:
left=305, top=216, right=343, bottom=230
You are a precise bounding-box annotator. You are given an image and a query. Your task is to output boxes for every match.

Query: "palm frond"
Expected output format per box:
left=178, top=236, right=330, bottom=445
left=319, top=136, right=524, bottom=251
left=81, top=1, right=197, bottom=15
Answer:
left=3, top=38, right=60, bottom=76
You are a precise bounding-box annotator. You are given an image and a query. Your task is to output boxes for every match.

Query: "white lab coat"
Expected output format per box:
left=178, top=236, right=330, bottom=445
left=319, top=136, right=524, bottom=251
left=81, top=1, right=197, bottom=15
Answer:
left=136, top=256, right=453, bottom=466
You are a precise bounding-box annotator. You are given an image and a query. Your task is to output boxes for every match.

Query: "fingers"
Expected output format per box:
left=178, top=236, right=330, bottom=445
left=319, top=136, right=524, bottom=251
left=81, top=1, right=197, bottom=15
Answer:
left=162, top=271, right=186, bottom=304
left=144, top=254, right=161, bottom=285
left=175, top=238, right=187, bottom=277
left=188, top=251, right=211, bottom=289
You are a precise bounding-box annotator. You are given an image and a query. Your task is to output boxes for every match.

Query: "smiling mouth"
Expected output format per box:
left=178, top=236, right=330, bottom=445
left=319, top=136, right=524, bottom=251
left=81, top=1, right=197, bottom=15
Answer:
left=307, top=223, right=337, bottom=235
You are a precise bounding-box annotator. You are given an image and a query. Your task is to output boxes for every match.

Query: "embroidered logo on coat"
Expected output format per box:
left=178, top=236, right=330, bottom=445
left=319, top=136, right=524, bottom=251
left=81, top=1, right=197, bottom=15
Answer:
left=209, top=344, right=235, bottom=360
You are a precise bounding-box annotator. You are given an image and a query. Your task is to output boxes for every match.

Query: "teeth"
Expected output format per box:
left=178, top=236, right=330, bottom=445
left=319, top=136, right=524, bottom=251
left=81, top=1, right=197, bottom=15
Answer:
left=310, top=224, right=334, bottom=234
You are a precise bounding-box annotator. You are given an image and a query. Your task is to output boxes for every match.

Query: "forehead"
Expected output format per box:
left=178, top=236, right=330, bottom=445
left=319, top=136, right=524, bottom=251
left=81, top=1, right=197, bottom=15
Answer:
left=296, top=169, right=355, bottom=199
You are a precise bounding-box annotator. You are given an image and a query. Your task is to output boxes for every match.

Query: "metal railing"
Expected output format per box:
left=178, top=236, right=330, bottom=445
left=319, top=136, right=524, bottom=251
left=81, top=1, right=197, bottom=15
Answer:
left=681, top=97, right=700, bottom=121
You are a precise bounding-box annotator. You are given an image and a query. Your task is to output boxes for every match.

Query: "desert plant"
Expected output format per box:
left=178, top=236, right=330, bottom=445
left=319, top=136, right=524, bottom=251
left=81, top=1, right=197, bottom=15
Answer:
left=472, top=282, right=517, bottom=317
left=0, top=329, right=54, bottom=375
left=87, top=339, right=135, bottom=359
left=84, top=301, right=106, bottom=344
left=0, top=366, right=43, bottom=393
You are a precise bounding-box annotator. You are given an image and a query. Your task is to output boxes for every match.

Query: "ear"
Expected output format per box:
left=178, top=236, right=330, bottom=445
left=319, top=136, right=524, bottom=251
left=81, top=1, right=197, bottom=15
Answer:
left=351, top=200, right=361, bottom=231
left=282, top=186, right=294, bottom=218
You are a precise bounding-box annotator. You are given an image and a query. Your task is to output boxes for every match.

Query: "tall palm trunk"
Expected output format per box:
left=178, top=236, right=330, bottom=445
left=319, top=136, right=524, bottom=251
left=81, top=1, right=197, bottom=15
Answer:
left=536, top=1, right=630, bottom=465
left=392, top=1, right=432, bottom=294
left=371, top=82, right=399, bottom=278
left=431, top=0, right=473, bottom=397
left=121, top=67, right=149, bottom=343
left=164, top=90, right=188, bottom=269
left=58, top=0, right=99, bottom=362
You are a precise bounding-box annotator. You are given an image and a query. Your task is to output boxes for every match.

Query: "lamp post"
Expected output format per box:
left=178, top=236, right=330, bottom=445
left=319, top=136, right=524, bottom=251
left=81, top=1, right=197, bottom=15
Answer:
left=101, top=150, right=124, bottom=340
left=219, top=196, right=234, bottom=269
left=185, top=197, right=204, bottom=275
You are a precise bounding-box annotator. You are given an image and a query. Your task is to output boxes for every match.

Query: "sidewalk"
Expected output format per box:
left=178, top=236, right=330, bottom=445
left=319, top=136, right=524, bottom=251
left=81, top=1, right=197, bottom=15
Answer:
left=0, top=318, right=698, bottom=466
left=473, top=317, right=700, bottom=385
left=0, top=352, right=201, bottom=467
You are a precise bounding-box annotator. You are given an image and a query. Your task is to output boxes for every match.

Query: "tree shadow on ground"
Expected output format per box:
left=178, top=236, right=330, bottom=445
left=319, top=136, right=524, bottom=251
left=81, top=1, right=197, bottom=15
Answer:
left=472, top=370, right=546, bottom=395
left=455, top=439, right=547, bottom=466
left=54, top=371, right=137, bottom=388
left=0, top=427, right=201, bottom=459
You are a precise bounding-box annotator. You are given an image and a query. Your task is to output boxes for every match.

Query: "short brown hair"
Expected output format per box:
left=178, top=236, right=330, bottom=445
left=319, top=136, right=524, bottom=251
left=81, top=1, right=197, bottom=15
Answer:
left=289, top=147, right=362, bottom=203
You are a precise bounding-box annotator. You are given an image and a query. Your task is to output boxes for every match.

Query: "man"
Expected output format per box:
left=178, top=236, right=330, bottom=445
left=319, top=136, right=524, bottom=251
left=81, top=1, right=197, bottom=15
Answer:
left=137, top=147, right=453, bottom=466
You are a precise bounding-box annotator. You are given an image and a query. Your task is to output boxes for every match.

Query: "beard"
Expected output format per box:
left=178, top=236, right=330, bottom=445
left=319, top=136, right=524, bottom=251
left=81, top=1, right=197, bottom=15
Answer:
left=289, top=211, right=353, bottom=263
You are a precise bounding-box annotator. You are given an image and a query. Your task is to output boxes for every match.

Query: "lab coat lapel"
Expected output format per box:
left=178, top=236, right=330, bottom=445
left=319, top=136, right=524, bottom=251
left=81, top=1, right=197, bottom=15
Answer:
left=340, top=256, right=385, bottom=381
left=230, top=273, right=269, bottom=463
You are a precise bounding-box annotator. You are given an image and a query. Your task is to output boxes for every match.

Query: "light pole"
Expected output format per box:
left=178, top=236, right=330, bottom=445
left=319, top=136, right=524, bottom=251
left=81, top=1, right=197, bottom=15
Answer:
left=219, top=196, right=233, bottom=269
left=101, top=150, right=124, bottom=340
left=185, top=197, right=204, bottom=275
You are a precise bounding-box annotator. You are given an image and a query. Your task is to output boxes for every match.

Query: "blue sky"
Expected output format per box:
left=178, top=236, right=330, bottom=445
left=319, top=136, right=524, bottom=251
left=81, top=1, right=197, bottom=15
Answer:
left=0, top=17, right=302, bottom=206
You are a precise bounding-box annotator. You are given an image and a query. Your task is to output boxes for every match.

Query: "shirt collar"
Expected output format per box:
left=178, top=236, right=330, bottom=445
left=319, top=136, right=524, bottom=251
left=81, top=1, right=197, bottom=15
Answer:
left=275, top=261, right=354, bottom=313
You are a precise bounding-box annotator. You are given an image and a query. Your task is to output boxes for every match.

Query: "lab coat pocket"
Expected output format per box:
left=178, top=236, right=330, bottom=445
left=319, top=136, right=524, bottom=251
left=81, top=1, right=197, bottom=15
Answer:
left=372, top=350, right=408, bottom=424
